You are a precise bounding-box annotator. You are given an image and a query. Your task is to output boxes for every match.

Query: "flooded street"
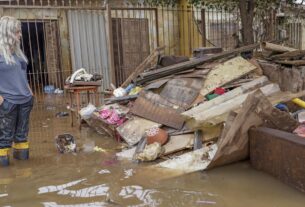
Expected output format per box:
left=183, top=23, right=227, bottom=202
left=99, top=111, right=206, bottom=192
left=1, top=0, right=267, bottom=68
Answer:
left=1, top=104, right=305, bottom=207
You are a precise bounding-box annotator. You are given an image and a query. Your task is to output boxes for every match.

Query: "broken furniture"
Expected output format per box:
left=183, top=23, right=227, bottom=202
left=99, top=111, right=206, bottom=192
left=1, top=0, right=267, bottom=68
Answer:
left=64, top=85, right=101, bottom=128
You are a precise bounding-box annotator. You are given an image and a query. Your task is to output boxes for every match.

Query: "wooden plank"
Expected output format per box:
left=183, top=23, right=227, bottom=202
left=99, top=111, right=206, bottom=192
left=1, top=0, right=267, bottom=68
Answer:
left=131, top=96, right=185, bottom=129
left=275, top=60, right=305, bottom=66
left=121, top=46, right=165, bottom=88
left=261, top=42, right=297, bottom=52
left=157, top=144, right=218, bottom=173
left=208, top=91, right=263, bottom=169
left=162, top=134, right=194, bottom=156
left=270, top=50, right=305, bottom=60
left=200, top=56, right=257, bottom=96
left=198, top=89, right=305, bottom=129
left=186, top=83, right=280, bottom=129
left=183, top=76, right=268, bottom=119
left=104, top=95, right=138, bottom=105
left=194, top=130, right=203, bottom=150
left=116, top=116, right=161, bottom=146
left=136, top=43, right=260, bottom=84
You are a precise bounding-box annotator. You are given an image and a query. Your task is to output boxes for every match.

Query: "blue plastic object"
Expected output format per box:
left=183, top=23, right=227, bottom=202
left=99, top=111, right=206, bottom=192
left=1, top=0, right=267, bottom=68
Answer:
left=275, top=103, right=289, bottom=112
left=125, top=84, right=135, bottom=93
left=44, top=85, right=55, bottom=94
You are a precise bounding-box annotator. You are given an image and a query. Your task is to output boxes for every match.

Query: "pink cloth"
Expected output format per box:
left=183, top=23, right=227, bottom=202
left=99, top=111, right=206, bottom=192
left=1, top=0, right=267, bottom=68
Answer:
left=100, top=109, right=113, bottom=119
left=99, top=108, right=126, bottom=126
left=293, top=124, right=305, bottom=138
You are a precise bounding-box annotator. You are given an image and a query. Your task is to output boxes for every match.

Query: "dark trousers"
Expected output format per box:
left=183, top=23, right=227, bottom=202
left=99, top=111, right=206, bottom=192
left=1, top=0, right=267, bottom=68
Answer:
left=0, top=97, right=33, bottom=149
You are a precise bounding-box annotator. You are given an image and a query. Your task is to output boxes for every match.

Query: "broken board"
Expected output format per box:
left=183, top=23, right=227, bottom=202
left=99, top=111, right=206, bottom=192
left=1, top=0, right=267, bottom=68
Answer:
left=116, top=116, right=161, bottom=146
left=162, top=134, right=194, bottom=156
left=157, top=144, right=217, bottom=173
left=131, top=96, right=185, bottom=129
left=200, top=56, right=257, bottom=96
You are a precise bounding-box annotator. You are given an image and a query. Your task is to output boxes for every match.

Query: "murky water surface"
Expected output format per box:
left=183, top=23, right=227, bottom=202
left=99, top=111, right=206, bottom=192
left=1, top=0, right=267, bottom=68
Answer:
left=1, top=105, right=304, bottom=207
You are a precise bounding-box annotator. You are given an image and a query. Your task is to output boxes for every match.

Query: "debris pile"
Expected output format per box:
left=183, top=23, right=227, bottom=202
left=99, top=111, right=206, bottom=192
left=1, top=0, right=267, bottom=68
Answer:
left=83, top=42, right=305, bottom=173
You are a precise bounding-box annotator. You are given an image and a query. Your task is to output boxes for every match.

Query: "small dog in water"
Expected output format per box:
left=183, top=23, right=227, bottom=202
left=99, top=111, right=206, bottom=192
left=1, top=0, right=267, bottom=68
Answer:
left=55, top=133, right=76, bottom=153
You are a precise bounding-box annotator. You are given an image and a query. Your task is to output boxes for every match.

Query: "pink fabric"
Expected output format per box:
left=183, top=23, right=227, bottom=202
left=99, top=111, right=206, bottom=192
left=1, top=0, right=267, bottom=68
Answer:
left=293, top=124, right=305, bottom=138
left=99, top=108, right=126, bottom=126
left=100, top=109, right=113, bottom=119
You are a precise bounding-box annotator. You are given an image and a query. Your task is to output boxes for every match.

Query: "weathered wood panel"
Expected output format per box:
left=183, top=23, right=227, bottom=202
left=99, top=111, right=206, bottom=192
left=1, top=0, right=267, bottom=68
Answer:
left=250, top=127, right=305, bottom=193
left=200, top=56, right=257, bottom=96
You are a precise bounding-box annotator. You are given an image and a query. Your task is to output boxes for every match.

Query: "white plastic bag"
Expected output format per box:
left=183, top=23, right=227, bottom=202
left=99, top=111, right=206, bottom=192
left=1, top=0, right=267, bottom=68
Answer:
left=113, top=87, right=127, bottom=97
left=79, top=103, right=96, bottom=119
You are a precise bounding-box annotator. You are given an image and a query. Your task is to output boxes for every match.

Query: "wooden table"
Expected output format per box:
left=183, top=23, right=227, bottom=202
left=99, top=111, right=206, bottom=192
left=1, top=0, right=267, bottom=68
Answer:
left=64, top=85, right=101, bottom=128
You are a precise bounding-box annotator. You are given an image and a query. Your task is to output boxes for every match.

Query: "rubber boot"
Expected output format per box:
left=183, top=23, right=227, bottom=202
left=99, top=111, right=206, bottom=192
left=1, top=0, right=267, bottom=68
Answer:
left=13, top=142, right=29, bottom=160
left=0, top=148, right=10, bottom=167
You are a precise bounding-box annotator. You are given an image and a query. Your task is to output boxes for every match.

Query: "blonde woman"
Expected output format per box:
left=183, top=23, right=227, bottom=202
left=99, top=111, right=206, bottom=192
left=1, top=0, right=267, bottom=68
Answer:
left=0, top=16, right=33, bottom=167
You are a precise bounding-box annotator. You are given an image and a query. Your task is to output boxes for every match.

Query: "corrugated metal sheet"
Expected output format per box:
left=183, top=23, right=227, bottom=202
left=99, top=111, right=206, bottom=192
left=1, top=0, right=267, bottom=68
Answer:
left=68, top=10, right=111, bottom=88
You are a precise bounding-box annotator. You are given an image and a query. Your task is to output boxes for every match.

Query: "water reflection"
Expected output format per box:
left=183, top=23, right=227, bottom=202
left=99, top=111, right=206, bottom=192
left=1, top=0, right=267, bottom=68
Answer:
left=0, top=193, right=8, bottom=198
left=39, top=179, right=109, bottom=198
left=38, top=179, right=87, bottom=194
left=58, top=184, right=109, bottom=198
left=119, top=185, right=159, bottom=206
left=98, top=169, right=111, bottom=175
left=123, top=169, right=134, bottom=179
left=42, top=202, right=111, bottom=207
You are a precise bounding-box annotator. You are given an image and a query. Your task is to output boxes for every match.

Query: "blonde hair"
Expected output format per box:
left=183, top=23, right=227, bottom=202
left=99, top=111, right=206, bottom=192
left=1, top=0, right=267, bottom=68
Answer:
left=0, top=16, right=28, bottom=65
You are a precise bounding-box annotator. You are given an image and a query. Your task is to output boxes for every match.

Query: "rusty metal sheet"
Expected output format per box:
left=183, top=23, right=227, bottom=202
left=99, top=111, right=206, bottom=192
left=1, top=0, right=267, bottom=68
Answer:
left=160, top=78, right=203, bottom=109
left=250, top=127, right=305, bottom=193
left=143, top=91, right=184, bottom=112
left=131, top=96, right=185, bottom=129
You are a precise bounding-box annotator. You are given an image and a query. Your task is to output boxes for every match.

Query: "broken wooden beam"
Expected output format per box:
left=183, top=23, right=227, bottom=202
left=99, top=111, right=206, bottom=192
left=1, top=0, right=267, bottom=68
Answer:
left=104, top=95, right=139, bottom=104
left=182, top=76, right=269, bottom=119
left=136, top=43, right=260, bottom=84
left=185, top=83, right=280, bottom=129
left=261, top=42, right=297, bottom=53
left=275, top=60, right=305, bottom=66
left=121, top=46, right=165, bottom=88
left=270, top=50, right=305, bottom=60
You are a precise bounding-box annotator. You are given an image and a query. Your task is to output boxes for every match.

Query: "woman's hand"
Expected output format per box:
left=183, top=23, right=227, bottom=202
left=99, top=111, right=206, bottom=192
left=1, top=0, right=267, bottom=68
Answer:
left=0, top=95, right=3, bottom=105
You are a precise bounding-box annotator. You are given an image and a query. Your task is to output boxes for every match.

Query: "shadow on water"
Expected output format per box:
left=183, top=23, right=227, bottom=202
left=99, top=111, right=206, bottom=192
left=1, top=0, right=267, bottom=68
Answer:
left=1, top=102, right=305, bottom=207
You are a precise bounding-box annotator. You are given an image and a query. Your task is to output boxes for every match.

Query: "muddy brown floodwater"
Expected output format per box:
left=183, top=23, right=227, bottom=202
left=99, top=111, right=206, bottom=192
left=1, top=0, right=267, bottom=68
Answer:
left=0, top=105, right=305, bottom=207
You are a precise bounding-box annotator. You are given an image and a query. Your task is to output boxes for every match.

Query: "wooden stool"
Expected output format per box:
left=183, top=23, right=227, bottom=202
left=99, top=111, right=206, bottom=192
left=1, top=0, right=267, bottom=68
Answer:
left=64, top=85, right=101, bottom=128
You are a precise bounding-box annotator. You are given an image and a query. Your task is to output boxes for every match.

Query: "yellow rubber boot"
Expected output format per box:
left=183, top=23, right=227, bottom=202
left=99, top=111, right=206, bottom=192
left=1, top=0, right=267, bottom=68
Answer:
left=0, top=148, right=10, bottom=167
left=13, top=142, right=29, bottom=160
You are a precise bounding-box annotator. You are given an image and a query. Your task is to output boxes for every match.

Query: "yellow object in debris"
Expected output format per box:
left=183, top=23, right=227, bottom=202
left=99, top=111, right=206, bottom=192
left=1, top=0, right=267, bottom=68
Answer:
left=0, top=148, right=10, bottom=156
left=13, top=142, right=29, bottom=150
left=292, top=98, right=305, bottom=108
left=129, top=87, right=142, bottom=95
left=93, top=146, right=107, bottom=152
